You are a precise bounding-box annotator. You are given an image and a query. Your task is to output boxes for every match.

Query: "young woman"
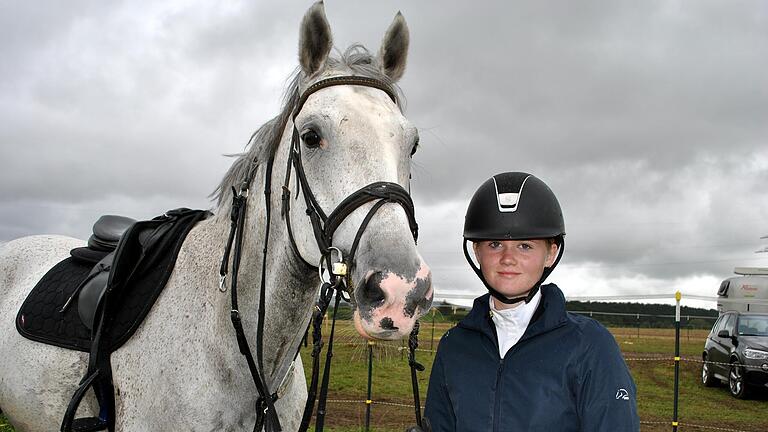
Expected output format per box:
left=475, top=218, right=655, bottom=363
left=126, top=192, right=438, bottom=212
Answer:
left=422, top=172, right=639, bottom=431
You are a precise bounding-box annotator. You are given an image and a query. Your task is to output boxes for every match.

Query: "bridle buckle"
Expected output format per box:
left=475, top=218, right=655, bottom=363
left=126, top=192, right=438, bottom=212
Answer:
left=318, top=246, right=347, bottom=283
left=331, top=262, right=347, bottom=276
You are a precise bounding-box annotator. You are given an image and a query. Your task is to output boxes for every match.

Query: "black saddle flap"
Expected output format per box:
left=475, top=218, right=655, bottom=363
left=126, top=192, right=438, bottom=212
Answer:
left=77, top=252, right=115, bottom=331
left=98, top=208, right=211, bottom=349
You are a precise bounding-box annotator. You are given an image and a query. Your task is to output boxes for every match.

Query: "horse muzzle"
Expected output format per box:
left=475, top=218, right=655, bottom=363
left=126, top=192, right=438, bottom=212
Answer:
left=352, top=259, right=433, bottom=340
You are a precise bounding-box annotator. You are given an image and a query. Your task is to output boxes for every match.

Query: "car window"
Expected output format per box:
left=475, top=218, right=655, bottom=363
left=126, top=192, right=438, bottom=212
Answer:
left=717, top=314, right=734, bottom=334
left=711, top=315, right=726, bottom=334
left=723, top=314, right=737, bottom=334
left=738, top=315, right=768, bottom=336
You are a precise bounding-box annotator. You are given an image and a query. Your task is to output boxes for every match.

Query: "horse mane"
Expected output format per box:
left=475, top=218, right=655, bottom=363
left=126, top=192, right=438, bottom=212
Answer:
left=211, top=44, right=405, bottom=207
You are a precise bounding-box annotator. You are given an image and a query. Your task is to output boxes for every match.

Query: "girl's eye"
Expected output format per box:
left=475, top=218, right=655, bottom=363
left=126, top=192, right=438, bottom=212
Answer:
left=301, top=130, right=322, bottom=148
left=489, top=241, right=502, bottom=249
left=518, top=243, right=533, bottom=251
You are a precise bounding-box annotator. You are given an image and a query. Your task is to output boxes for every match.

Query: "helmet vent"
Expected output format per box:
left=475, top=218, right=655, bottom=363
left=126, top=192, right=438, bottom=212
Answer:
left=493, top=174, right=530, bottom=213
left=498, top=193, right=520, bottom=210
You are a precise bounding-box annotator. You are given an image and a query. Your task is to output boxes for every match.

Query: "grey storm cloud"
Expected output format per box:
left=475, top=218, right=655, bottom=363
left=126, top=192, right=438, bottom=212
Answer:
left=1, top=0, right=767, bottom=305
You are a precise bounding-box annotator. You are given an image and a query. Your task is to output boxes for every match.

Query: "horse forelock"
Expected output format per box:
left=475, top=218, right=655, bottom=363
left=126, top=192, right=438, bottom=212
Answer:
left=211, top=44, right=404, bottom=208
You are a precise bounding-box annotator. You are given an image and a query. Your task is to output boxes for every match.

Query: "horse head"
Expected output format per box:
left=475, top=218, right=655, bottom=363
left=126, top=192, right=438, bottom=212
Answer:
left=284, top=2, right=433, bottom=340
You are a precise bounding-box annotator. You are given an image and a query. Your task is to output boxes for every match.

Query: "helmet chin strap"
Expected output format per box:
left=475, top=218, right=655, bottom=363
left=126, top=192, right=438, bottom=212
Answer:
left=462, top=238, right=565, bottom=305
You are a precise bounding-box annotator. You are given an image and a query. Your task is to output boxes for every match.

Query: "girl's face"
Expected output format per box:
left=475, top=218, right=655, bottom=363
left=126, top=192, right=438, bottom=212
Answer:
left=473, top=239, right=558, bottom=302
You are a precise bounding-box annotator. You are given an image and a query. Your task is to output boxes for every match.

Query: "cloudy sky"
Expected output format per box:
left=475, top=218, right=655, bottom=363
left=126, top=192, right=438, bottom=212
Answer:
left=2, top=0, right=767, bottom=309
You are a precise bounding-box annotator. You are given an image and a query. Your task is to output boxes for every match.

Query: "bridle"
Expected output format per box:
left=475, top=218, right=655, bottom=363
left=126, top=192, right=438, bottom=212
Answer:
left=219, top=75, right=422, bottom=432
left=281, top=75, right=418, bottom=287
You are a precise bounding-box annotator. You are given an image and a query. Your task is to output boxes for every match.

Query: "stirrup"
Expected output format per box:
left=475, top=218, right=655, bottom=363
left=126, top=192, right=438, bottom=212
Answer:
left=71, top=417, right=107, bottom=432
left=61, top=370, right=105, bottom=432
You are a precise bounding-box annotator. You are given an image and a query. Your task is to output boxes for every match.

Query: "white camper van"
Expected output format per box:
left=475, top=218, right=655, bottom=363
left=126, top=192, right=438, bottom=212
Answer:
left=717, top=267, right=768, bottom=313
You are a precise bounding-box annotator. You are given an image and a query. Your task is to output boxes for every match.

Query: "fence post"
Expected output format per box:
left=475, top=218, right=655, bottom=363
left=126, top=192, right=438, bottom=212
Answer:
left=431, top=308, right=436, bottom=354
left=672, top=291, right=681, bottom=432
left=365, top=340, right=374, bottom=432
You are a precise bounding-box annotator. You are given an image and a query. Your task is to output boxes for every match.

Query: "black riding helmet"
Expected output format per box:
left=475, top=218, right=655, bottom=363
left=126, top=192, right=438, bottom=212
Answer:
left=463, top=172, right=565, bottom=305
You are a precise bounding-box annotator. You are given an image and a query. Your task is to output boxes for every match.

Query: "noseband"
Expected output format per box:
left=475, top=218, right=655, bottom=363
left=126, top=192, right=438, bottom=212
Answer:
left=219, top=76, right=420, bottom=432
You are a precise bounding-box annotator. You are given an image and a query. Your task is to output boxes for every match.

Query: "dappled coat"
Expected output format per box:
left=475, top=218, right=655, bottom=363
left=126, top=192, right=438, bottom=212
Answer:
left=424, top=284, right=639, bottom=432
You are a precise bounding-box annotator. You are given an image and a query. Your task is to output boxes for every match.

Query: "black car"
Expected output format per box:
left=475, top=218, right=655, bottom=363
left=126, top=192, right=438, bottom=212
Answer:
left=702, top=311, right=768, bottom=398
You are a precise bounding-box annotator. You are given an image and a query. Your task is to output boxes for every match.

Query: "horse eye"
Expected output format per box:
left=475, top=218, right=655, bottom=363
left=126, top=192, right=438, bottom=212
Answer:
left=301, top=130, right=322, bottom=149
left=410, top=138, right=419, bottom=157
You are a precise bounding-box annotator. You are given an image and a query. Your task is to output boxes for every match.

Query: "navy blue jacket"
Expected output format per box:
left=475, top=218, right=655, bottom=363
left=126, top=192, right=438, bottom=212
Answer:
left=424, top=284, right=639, bottom=432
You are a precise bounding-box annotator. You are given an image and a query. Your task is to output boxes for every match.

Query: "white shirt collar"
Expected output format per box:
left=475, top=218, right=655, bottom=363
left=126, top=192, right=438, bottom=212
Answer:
left=490, top=289, right=542, bottom=357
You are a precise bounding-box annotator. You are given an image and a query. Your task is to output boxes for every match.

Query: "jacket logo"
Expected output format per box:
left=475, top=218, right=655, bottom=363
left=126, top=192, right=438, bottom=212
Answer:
left=615, top=388, right=630, bottom=400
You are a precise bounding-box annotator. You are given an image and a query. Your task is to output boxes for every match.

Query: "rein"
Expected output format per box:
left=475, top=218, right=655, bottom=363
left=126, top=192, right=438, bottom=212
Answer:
left=219, top=75, right=423, bottom=432
left=219, top=157, right=280, bottom=432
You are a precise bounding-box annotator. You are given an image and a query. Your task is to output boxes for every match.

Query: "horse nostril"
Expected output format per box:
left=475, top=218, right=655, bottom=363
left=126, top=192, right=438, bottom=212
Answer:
left=360, top=271, right=386, bottom=305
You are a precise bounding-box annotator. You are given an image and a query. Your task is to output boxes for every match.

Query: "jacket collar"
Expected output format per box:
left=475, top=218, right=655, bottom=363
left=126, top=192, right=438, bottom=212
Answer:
left=458, top=283, right=568, bottom=344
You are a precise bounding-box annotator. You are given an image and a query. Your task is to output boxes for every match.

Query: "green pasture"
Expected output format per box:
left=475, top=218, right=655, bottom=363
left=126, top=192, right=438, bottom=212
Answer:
left=0, top=414, right=11, bottom=432
left=296, top=322, right=767, bottom=431
left=1, top=323, right=766, bottom=431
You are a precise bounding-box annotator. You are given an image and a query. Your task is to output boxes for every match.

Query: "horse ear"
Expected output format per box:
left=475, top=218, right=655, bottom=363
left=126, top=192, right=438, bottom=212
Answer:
left=378, top=12, right=409, bottom=82
left=299, top=1, right=333, bottom=77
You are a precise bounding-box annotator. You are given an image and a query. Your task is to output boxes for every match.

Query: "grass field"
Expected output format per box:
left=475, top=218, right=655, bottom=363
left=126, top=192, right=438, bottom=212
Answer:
left=1, top=323, right=766, bottom=431
left=293, top=322, right=768, bottom=432
left=0, top=414, right=11, bottom=432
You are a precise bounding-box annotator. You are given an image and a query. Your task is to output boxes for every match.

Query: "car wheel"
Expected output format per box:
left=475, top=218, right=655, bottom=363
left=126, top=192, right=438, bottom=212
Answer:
left=702, top=355, right=718, bottom=387
left=728, top=359, right=751, bottom=399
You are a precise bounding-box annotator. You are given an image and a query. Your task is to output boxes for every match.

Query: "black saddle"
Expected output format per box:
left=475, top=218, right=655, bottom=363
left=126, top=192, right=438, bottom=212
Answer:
left=15, top=208, right=211, bottom=432
left=67, top=215, right=136, bottom=266
left=89, top=215, right=137, bottom=251
left=61, top=215, right=135, bottom=331
left=67, top=214, right=184, bottom=332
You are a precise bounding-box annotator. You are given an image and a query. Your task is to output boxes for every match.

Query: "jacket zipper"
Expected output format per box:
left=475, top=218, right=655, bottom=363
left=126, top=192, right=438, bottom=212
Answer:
left=493, top=358, right=503, bottom=432
left=457, top=293, right=572, bottom=431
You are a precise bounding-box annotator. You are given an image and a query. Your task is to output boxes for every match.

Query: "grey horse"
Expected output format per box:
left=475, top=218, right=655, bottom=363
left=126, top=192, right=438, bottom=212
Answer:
left=0, top=2, right=432, bottom=430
